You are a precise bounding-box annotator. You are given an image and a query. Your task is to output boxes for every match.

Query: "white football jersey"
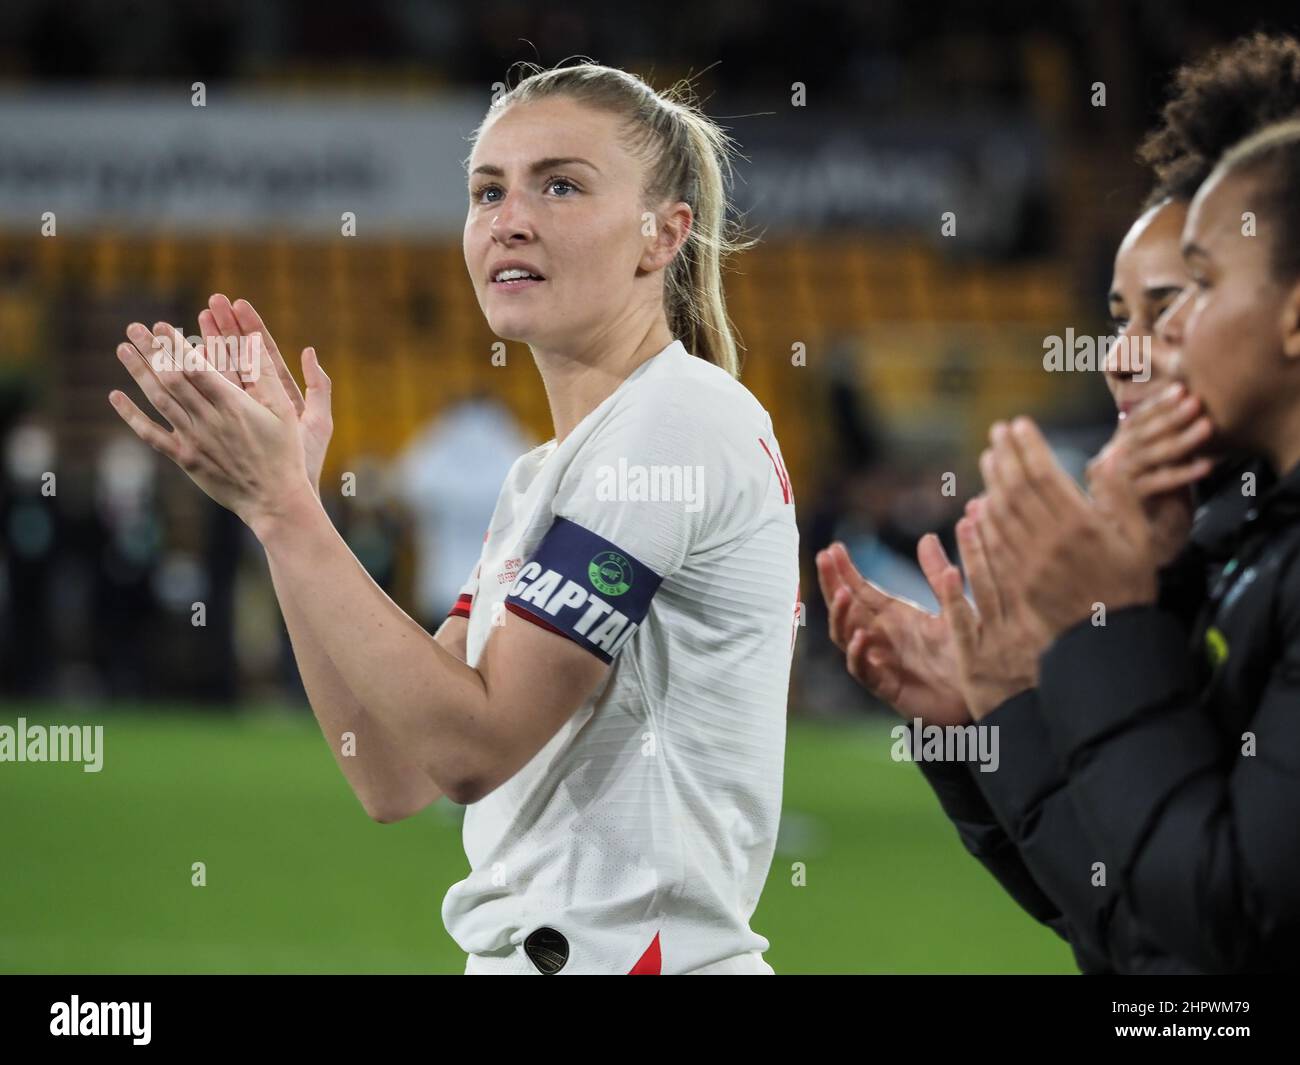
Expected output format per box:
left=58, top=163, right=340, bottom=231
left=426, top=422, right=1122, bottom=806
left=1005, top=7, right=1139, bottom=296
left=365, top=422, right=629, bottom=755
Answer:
left=440, top=338, right=800, bottom=975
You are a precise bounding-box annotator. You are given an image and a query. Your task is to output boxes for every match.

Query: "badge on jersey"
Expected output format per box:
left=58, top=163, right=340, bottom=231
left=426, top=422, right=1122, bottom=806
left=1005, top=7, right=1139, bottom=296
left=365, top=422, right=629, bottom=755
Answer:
left=505, top=517, right=662, bottom=663
left=523, top=926, right=569, bottom=975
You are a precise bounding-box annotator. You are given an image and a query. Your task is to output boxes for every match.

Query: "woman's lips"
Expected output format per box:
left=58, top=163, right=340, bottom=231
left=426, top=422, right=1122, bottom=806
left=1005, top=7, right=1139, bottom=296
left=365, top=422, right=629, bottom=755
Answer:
left=1115, top=390, right=1157, bottom=418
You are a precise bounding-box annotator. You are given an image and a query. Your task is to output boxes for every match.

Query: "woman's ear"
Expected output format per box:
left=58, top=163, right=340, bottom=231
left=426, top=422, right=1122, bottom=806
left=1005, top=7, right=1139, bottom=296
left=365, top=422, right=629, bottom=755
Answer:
left=1282, top=278, right=1300, bottom=360
left=641, top=201, right=693, bottom=273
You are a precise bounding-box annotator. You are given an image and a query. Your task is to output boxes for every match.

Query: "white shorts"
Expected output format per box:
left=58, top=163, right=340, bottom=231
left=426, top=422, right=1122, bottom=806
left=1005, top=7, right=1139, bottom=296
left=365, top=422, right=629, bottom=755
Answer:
left=463, top=948, right=774, bottom=975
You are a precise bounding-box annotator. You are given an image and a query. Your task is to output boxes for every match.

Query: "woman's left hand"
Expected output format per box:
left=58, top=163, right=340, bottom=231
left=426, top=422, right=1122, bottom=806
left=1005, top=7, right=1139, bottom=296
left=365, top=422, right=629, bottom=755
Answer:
left=979, top=417, right=1159, bottom=640
left=1089, top=383, right=1214, bottom=567
left=109, top=320, right=316, bottom=533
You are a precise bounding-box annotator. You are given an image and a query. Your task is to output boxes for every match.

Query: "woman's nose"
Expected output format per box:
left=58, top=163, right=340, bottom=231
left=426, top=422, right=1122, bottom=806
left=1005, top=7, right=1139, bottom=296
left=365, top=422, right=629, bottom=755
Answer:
left=1103, top=331, right=1138, bottom=381
left=490, top=191, right=534, bottom=243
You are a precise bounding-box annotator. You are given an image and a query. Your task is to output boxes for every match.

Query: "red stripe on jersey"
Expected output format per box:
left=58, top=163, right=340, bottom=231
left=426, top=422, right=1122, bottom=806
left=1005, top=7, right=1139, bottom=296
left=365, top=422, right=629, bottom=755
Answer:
left=758, top=438, right=791, bottom=504
left=774, top=446, right=793, bottom=503
left=447, top=593, right=473, bottom=620
left=628, top=931, right=661, bottom=975
left=504, top=600, right=567, bottom=638
left=791, top=578, right=801, bottom=652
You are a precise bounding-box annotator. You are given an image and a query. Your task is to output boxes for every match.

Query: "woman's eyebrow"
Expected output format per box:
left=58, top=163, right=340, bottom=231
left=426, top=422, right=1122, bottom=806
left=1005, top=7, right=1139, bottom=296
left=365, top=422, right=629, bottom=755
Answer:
left=470, top=157, right=601, bottom=178
left=1143, top=284, right=1184, bottom=301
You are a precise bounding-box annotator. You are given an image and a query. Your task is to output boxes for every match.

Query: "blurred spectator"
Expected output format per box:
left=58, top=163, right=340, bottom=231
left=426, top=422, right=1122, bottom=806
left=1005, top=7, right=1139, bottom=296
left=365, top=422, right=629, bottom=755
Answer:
left=394, top=395, right=530, bottom=633
left=91, top=435, right=164, bottom=700
left=339, top=455, right=406, bottom=596
left=0, top=419, right=60, bottom=697
left=833, top=465, right=946, bottom=614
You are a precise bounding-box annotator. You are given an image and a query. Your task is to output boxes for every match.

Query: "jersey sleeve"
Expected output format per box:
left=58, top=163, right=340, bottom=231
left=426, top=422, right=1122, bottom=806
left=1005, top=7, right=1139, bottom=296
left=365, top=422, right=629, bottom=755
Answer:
left=503, top=396, right=722, bottom=663
left=446, top=531, right=488, bottom=621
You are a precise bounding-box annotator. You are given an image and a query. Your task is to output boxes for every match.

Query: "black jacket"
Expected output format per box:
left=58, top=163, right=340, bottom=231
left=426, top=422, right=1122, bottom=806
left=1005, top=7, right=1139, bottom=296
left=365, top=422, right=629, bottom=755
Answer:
left=916, top=456, right=1297, bottom=973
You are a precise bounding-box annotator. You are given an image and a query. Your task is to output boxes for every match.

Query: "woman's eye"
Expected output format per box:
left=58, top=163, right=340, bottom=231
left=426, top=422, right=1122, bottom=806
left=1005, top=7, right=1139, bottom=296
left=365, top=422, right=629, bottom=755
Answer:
left=470, top=178, right=575, bottom=204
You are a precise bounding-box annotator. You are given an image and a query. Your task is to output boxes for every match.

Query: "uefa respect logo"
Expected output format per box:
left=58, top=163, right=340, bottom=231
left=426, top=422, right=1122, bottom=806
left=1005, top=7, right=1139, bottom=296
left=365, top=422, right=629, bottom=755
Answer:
left=149, top=327, right=265, bottom=382
left=588, top=551, right=632, bottom=596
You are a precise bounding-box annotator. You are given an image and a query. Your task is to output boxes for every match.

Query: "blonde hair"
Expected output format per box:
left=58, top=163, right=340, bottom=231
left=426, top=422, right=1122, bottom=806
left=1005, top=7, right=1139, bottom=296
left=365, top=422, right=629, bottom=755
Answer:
left=468, top=60, right=755, bottom=378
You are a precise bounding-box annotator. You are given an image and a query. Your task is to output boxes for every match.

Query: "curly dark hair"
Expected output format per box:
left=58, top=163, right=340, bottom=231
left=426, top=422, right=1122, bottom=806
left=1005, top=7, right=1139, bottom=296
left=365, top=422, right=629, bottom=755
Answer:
left=1138, top=31, right=1300, bottom=207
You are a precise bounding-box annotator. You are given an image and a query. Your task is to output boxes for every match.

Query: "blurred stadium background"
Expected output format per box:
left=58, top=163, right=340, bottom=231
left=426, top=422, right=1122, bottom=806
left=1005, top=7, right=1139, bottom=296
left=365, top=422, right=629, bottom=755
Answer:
left=1, top=0, right=1294, bottom=973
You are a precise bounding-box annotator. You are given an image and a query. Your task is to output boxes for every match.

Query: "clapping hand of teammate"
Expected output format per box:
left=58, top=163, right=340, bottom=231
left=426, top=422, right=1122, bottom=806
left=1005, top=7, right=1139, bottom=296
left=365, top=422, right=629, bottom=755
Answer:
left=915, top=393, right=1215, bottom=719
left=1090, top=382, right=1215, bottom=567
left=815, top=538, right=971, bottom=726
left=820, top=389, right=1216, bottom=722
left=196, top=294, right=334, bottom=497
left=929, top=497, right=1051, bottom=720
left=108, top=314, right=318, bottom=535
left=970, top=418, right=1161, bottom=643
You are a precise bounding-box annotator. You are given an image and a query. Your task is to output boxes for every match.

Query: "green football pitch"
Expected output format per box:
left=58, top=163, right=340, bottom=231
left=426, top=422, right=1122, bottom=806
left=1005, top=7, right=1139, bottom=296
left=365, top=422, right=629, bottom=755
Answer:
left=0, top=706, right=1075, bottom=974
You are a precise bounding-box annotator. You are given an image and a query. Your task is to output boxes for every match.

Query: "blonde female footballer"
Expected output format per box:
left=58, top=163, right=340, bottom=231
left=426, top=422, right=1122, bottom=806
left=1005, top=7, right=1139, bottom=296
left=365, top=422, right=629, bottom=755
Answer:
left=108, top=63, right=800, bottom=975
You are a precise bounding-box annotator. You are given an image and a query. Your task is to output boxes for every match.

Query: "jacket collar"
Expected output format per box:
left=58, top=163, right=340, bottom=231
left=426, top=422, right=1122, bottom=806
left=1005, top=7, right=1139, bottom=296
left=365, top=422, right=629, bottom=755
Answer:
left=1259, top=455, right=1300, bottom=521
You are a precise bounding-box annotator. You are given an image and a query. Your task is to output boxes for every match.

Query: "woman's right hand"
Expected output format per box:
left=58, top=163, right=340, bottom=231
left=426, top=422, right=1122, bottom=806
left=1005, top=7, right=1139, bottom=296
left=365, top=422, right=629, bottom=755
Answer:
left=1090, top=383, right=1215, bottom=567
left=198, top=294, right=333, bottom=497
left=934, top=499, right=1050, bottom=720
